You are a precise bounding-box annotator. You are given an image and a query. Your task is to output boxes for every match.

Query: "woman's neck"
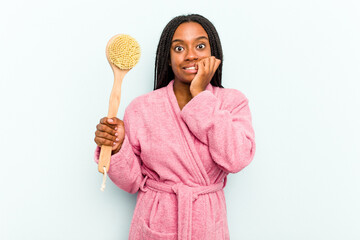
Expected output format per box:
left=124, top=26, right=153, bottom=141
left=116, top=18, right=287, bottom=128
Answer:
left=173, top=80, right=193, bottom=110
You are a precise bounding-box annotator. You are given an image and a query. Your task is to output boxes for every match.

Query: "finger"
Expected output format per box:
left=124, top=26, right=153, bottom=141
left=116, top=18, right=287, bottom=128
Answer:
left=100, top=117, right=107, bottom=124
left=112, top=142, right=121, bottom=151
left=95, top=137, right=115, bottom=147
left=209, top=56, right=216, bottom=73
left=100, top=117, right=116, bottom=130
left=214, top=58, right=221, bottom=71
left=96, top=123, right=117, bottom=135
left=203, top=57, right=210, bottom=73
left=208, top=58, right=220, bottom=79
left=196, top=59, right=205, bottom=74
left=106, top=117, right=124, bottom=126
left=96, top=130, right=118, bottom=142
left=94, top=136, right=110, bottom=147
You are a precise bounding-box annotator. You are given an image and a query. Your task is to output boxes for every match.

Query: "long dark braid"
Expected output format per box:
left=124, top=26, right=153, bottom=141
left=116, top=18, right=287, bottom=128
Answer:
left=154, top=14, right=224, bottom=90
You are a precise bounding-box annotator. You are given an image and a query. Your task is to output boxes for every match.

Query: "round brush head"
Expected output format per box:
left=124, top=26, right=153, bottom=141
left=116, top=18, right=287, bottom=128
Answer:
left=106, top=34, right=141, bottom=70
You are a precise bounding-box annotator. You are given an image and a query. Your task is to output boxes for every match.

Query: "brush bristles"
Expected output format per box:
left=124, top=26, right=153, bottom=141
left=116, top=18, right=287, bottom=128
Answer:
left=107, top=34, right=141, bottom=70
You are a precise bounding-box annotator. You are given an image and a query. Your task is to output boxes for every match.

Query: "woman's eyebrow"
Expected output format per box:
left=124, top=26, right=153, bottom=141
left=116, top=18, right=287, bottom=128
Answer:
left=172, top=36, right=209, bottom=43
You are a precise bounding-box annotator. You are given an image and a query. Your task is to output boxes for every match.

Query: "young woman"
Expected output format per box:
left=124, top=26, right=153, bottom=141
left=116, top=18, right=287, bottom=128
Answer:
left=94, top=14, right=256, bottom=240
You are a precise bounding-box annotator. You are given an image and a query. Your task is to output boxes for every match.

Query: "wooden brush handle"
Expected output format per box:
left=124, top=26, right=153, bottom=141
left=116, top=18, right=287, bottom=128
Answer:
left=98, top=69, right=128, bottom=174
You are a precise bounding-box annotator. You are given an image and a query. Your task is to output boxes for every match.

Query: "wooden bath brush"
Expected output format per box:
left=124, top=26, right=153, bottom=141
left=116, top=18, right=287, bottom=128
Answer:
left=99, top=34, right=141, bottom=191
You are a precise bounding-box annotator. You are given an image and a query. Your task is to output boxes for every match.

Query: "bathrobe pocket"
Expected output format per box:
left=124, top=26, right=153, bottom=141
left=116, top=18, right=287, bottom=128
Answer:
left=137, top=192, right=177, bottom=239
left=140, top=218, right=177, bottom=240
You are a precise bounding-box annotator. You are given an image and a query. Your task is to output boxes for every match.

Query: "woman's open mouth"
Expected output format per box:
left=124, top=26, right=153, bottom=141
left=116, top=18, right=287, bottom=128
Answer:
left=183, top=66, right=197, bottom=74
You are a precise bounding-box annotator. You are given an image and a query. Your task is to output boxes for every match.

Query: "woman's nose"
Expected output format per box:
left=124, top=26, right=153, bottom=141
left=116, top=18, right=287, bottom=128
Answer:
left=185, top=48, right=198, bottom=61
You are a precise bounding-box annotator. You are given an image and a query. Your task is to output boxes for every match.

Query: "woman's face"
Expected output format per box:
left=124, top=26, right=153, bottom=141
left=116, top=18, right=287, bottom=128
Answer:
left=170, top=22, right=211, bottom=84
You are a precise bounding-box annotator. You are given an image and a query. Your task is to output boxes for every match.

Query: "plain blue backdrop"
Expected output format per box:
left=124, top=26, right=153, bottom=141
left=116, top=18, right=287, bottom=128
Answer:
left=1, top=0, right=359, bottom=239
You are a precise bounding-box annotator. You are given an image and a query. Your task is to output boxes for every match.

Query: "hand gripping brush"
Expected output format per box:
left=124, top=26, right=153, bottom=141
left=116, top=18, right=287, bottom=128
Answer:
left=98, top=34, right=141, bottom=191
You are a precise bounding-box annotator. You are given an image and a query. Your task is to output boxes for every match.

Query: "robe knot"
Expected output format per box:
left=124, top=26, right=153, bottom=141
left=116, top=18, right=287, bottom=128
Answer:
left=139, top=175, right=149, bottom=192
left=143, top=178, right=225, bottom=240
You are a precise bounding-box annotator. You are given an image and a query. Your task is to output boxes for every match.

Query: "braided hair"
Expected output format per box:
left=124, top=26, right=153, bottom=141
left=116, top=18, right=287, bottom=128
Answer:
left=154, top=14, right=224, bottom=90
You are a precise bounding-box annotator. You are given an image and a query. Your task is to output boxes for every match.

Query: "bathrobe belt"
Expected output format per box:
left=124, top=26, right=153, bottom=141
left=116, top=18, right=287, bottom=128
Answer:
left=140, top=177, right=225, bottom=240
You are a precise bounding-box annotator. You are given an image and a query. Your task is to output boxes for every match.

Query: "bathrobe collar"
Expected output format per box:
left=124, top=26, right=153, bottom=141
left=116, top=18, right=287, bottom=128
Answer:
left=166, top=79, right=214, bottom=114
left=166, top=79, right=214, bottom=186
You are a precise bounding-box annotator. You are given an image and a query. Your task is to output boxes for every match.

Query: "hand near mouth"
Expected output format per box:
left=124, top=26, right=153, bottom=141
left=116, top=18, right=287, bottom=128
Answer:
left=190, top=56, right=221, bottom=97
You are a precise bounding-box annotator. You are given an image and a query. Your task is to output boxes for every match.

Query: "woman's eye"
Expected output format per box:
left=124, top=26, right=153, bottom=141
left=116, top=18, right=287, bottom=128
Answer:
left=197, top=44, right=206, bottom=49
left=174, top=46, right=184, bottom=52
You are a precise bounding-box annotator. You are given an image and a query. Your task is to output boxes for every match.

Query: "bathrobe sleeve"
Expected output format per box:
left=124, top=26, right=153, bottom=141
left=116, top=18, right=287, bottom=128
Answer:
left=94, top=106, right=144, bottom=194
left=180, top=89, right=256, bottom=173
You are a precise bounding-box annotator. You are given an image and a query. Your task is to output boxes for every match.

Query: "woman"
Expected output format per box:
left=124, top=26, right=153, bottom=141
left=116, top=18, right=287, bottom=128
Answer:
left=94, top=14, right=256, bottom=240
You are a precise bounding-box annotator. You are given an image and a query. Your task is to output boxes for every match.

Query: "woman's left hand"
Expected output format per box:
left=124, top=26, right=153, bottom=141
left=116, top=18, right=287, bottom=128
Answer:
left=190, top=56, right=221, bottom=97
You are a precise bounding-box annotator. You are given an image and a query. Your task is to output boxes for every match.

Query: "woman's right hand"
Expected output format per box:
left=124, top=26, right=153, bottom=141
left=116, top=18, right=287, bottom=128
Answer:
left=94, top=117, right=125, bottom=155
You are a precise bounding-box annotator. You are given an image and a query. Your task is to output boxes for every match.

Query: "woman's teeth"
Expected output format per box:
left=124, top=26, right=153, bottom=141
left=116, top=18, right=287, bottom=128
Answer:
left=185, top=67, right=196, bottom=70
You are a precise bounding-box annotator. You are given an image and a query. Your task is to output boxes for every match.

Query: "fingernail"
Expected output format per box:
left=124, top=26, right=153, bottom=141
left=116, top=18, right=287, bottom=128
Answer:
left=115, top=127, right=118, bottom=130
left=108, top=119, right=113, bottom=123
left=115, top=132, right=118, bottom=136
left=116, top=138, right=119, bottom=141
left=113, top=142, right=116, bottom=145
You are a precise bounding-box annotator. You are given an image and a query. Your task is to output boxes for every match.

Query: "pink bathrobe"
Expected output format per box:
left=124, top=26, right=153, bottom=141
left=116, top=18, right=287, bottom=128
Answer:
left=94, top=79, right=256, bottom=240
